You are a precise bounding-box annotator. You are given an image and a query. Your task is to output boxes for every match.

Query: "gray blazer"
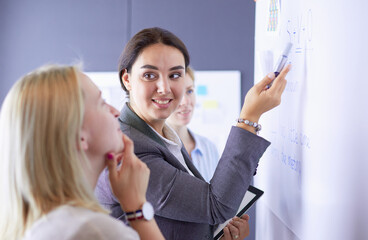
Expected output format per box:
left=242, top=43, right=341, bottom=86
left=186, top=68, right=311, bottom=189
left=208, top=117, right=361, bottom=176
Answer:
left=95, top=103, right=270, bottom=240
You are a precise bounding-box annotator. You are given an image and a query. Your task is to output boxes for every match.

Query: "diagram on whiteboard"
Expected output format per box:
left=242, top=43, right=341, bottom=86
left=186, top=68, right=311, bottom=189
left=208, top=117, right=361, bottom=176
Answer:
left=255, top=0, right=315, bottom=239
left=267, top=0, right=280, bottom=32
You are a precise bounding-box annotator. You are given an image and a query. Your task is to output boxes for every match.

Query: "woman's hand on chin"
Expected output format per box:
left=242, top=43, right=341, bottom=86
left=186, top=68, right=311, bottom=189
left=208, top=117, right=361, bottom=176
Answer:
left=105, top=135, right=150, bottom=212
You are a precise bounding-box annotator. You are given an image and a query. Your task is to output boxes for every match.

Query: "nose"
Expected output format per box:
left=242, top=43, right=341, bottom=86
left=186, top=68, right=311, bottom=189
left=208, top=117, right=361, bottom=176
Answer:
left=180, top=93, right=189, bottom=106
left=109, top=104, right=120, bottom=117
left=157, top=77, right=171, bottom=95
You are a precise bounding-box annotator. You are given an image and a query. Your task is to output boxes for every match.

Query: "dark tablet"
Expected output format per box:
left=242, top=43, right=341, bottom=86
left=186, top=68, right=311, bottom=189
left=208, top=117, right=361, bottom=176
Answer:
left=213, top=185, right=264, bottom=240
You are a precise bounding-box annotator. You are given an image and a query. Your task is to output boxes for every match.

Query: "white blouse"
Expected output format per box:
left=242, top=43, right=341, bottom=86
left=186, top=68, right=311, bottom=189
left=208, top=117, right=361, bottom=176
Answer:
left=23, top=205, right=139, bottom=240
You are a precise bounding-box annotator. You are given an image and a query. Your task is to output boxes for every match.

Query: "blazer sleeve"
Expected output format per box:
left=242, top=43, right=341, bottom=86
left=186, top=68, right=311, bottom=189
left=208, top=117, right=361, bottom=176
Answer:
left=129, top=125, right=270, bottom=225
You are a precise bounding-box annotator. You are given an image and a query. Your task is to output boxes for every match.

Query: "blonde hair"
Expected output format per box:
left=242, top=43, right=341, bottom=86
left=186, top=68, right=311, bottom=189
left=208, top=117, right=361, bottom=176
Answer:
left=0, top=64, right=106, bottom=239
left=186, top=66, right=195, bottom=82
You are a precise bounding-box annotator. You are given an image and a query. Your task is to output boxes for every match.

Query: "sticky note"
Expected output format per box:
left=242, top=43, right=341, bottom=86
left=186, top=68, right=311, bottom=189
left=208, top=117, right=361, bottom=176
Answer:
left=196, top=85, right=208, bottom=96
left=203, top=100, right=218, bottom=109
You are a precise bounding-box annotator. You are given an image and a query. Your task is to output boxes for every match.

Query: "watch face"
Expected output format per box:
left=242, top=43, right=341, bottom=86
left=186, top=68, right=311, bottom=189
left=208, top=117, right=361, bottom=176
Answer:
left=142, top=202, right=154, bottom=220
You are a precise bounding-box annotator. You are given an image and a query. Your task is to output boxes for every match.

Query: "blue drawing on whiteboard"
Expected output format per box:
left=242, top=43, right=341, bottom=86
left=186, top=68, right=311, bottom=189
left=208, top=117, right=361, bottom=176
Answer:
left=285, top=9, right=313, bottom=54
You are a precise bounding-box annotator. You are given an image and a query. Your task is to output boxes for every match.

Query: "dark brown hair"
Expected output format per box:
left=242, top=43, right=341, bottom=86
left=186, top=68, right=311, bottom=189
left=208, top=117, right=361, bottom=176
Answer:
left=118, top=27, right=190, bottom=92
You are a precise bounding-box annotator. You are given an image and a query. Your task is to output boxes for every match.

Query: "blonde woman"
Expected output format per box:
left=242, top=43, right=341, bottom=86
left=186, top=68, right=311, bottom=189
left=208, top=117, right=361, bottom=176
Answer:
left=0, top=64, right=164, bottom=240
left=167, top=66, right=219, bottom=183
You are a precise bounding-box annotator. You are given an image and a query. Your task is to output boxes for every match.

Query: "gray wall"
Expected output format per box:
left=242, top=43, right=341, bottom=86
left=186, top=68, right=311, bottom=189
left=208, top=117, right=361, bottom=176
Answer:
left=0, top=1, right=257, bottom=239
left=0, top=0, right=255, bottom=104
left=0, top=0, right=129, bottom=103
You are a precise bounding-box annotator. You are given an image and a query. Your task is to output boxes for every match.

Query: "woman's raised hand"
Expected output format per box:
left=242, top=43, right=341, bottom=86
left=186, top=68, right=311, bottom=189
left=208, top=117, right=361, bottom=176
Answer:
left=239, top=65, right=291, bottom=124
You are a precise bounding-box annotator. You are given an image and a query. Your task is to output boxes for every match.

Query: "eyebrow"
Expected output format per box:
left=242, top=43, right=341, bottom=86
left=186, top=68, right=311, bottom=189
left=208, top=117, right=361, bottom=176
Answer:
left=140, top=64, right=185, bottom=71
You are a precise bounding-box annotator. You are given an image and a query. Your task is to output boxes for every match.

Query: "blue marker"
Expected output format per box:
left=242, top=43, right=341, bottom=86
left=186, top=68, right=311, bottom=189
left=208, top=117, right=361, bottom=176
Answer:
left=266, top=42, right=293, bottom=89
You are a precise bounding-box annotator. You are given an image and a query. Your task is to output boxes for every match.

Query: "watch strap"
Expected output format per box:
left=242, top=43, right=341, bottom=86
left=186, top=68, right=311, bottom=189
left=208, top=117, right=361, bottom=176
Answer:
left=125, top=202, right=154, bottom=221
left=126, top=209, right=144, bottom=221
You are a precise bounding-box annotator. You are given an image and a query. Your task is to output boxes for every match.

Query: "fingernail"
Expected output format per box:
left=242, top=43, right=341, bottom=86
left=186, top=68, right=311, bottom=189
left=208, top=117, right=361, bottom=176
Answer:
left=268, top=72, right=275, bottom=79
left=106, top=153, right=114, bottom=160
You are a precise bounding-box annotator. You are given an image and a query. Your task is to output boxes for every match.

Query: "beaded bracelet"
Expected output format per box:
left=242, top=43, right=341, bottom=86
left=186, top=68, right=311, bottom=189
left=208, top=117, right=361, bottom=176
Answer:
left=237, top=118, right=262, bottom=134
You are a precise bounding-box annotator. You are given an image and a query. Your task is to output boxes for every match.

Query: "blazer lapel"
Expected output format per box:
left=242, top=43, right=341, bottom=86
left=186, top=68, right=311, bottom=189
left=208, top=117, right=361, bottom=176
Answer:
left=118, top=103, right=166, bottom=147
left=119, top=103, right=205, bottom=181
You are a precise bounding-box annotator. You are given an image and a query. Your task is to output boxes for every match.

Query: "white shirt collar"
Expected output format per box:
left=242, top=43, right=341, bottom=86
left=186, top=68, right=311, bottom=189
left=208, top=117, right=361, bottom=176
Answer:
left=148, top=124, right=183, bottom=147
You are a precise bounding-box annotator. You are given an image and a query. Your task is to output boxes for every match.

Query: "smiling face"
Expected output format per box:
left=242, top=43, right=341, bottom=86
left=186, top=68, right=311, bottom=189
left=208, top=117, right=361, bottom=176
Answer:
left=167, top=73, right=195, bottom=127
left=80, top=73, right=124, bottom=161
left=122, top=43, right=186, bottom=131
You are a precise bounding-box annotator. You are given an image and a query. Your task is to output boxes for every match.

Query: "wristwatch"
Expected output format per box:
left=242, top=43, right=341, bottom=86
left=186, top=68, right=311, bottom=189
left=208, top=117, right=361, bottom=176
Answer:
left=126, top=202, right=154, bottom=221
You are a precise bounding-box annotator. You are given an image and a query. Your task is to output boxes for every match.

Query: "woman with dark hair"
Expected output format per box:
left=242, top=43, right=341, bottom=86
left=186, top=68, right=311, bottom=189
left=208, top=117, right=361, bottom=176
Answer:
left=96, top=27, right=290, bottom=239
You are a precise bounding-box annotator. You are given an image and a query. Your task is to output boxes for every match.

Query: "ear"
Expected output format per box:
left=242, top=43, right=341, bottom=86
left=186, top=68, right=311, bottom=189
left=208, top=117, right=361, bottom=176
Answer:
left=122, top=70, right=131, bottom=91
left=78, top=130, right=89, bottom=151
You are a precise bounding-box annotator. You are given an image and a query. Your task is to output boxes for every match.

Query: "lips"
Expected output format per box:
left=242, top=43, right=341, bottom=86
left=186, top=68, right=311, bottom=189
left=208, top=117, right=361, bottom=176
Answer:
left=153, top=99, right=170, bottom=104
left=152, top=98, right=173, bottom=108
left=178, top=109, right=190, bottom=113
left=175, top=108, right=192, bottom=117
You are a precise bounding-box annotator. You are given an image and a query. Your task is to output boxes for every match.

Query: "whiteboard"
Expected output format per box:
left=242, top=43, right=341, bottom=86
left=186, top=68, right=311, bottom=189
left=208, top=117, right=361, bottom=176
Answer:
left=86, top=71, right=241, bottom=154
left=254, top=0, right=368, bottom=239
left=188, top=71, right=241, bottom=154
left=85, top=72, right=126, bottom=111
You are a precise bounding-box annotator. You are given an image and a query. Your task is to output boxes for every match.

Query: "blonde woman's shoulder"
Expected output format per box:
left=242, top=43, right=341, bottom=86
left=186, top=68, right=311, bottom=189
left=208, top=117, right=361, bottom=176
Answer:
left=23, top=205, right=139, bottom=240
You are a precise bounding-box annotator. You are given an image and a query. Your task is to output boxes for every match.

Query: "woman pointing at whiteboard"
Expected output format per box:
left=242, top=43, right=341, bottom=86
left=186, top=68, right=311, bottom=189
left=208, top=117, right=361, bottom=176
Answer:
left=95, top=27, right=290, bottom=239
